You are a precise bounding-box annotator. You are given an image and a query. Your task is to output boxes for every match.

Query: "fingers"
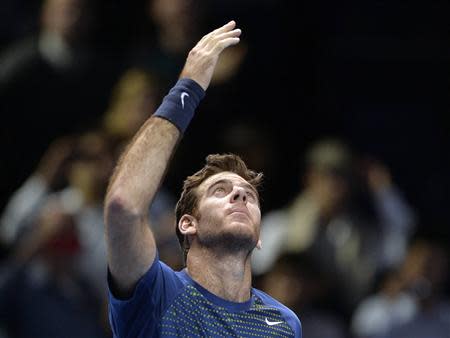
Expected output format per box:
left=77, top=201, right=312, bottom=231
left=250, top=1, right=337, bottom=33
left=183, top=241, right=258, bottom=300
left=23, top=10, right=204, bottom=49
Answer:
left=180, top=20, right=241, bottom=90
left=208, top=20, right=236, bottom=40
left=214, top=20, right=236, bottom=34
left=212, top=36, right=241, bottom=53
left=205, top=30, right=241, bottom=58
left=197, top=20, right=239, bottom=49
left=209, top=28, right=241, bottom=51
left=215, top=28, right=242, bottom=41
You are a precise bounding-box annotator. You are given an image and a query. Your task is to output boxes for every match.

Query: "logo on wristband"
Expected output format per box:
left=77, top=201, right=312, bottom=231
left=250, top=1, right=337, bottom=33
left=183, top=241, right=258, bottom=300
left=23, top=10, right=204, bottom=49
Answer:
left=180, top=92, right=190, bottom=109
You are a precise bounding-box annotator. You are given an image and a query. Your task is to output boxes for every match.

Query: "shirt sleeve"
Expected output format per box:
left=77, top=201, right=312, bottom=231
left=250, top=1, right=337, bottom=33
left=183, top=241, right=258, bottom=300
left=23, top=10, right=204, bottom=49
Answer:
left=108, top=252, right=185, bottom=338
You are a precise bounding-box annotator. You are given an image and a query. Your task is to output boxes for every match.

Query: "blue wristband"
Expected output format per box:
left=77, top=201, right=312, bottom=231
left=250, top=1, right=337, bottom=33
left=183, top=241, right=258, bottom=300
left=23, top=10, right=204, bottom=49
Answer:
left=153, top=78, right=205, bottom=133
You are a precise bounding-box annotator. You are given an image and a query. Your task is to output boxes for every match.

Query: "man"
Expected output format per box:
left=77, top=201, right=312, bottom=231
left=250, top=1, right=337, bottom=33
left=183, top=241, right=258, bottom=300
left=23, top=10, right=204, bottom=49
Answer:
left=104, top=21, right=302, bottom=337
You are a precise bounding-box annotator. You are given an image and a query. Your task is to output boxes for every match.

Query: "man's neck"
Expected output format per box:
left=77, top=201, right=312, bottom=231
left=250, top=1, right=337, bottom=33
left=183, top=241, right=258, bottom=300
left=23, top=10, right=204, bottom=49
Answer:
left=186, top=248, right=252, bottom=303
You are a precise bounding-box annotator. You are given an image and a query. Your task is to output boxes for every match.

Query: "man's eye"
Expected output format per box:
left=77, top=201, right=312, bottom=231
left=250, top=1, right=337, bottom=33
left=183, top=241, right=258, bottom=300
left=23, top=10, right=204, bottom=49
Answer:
left=214, top=187, right=226, bottom=194
left=246, top=191, right=256, bottom=200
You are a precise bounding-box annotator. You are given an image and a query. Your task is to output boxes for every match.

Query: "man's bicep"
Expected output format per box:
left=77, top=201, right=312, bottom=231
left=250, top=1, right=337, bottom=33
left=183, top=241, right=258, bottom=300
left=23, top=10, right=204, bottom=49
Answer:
left=105, top=204, right=157, bottom=298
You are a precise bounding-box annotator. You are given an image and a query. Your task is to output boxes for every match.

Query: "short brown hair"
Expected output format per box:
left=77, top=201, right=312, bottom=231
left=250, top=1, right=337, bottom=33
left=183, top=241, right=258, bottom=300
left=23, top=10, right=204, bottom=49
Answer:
left=175, top=153, right=263, bottom=262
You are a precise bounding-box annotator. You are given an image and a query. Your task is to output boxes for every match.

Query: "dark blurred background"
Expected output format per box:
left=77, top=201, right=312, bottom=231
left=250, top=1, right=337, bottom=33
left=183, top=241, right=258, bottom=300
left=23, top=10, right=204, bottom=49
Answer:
left=0, top=0, right=449, bottom=337
left=1, top=0, right=449, bottom=231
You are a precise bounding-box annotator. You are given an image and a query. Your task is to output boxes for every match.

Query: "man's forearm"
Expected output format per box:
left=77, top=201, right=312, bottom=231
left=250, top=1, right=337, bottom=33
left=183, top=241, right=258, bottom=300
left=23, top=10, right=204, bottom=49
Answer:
left=106, top=117, right=180, bottom=214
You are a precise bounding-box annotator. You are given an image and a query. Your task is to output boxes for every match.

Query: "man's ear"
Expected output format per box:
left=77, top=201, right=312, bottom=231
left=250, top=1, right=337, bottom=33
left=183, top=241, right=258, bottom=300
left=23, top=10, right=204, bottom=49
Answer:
left=178, top=214, right=198, bottom=236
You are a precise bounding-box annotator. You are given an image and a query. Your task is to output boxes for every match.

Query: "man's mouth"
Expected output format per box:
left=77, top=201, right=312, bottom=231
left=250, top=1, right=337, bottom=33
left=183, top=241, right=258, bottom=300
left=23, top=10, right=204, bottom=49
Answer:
left=228, top=208, right=250, bottom=218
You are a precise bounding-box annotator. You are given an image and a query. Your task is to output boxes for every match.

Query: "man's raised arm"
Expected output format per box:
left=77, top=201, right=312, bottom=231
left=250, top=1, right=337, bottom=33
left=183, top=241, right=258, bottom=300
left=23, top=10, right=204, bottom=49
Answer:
left=104, top=21, right=241, bottom=295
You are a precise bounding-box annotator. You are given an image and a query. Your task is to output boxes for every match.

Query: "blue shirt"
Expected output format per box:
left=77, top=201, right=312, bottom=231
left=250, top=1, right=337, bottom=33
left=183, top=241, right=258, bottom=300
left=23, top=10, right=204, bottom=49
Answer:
left=108, top=253, right=302, bottom=337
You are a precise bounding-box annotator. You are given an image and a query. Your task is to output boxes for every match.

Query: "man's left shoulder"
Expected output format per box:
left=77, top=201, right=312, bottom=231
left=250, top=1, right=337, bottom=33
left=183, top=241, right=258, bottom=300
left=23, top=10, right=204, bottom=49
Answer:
left=252, top=288, right=302, bottom=337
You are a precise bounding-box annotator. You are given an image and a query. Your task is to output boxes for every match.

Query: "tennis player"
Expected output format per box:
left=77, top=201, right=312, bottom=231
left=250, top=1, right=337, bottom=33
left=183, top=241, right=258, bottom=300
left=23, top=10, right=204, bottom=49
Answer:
left=104, top=20, right=302, bottom=337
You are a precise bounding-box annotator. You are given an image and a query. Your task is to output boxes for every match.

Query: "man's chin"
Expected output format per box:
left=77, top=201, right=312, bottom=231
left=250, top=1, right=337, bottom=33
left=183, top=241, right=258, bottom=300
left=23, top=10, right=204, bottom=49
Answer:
left=198, top=230, right=258, bottom=254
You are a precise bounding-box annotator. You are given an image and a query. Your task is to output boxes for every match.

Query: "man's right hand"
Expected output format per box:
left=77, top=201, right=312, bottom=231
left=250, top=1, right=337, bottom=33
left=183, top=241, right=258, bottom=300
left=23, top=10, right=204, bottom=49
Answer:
left=180, top=20, right=242, bottom=91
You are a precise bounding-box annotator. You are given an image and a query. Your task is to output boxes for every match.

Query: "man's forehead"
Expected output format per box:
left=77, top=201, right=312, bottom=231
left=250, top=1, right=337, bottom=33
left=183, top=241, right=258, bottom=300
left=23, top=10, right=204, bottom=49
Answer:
left=199, top=171, right=250, bottom=189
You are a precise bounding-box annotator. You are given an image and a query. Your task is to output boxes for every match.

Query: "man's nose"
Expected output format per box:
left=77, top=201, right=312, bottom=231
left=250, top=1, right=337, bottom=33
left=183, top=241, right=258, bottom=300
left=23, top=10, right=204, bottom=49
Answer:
left=231, top=187, right=246, bottom=203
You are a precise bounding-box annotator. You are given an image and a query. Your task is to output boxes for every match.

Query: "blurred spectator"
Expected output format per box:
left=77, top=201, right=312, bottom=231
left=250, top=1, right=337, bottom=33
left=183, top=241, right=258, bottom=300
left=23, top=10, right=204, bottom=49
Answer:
left=0, top=212, right=107, bottom=338
left=0, top=0, right=94, bottom=79
left=102, top=68, right=162, bottom=151
left=253, top=138, right=416, bottom=313
left=0, top=130, right=113, bottom=337
left=351, top=241, right=423, bottom=338
left=383, top=238, right=450, bottom=338
left=0, top=0, right=117, bottom=209
left=1, top=131, right=113, bottom=292
left=0, top=136, right=74, bottom=248
left=130, top=0, right=205, bottom=88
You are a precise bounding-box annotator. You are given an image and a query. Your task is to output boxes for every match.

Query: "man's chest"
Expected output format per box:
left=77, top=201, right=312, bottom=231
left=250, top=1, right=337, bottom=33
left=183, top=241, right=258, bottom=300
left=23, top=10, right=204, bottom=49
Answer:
left=159, top=286, right=295, bottom=337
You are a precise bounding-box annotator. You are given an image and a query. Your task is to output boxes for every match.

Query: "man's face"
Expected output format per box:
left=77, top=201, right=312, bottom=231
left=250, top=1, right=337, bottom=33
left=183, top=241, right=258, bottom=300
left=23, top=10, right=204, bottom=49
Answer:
left=193, top=172, right=261, bottom=253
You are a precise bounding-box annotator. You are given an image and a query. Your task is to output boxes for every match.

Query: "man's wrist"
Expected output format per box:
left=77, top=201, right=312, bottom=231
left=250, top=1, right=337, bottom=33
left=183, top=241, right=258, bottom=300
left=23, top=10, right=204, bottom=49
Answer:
left=153, top=78, right=205, bottom=133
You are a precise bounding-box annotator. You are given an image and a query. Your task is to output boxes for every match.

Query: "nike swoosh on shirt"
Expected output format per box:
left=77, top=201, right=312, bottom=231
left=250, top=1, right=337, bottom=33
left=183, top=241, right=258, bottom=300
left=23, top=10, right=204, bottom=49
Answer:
left=265, top=318, right=284, bottom=326
left=181, top=92, right=189, bottom=109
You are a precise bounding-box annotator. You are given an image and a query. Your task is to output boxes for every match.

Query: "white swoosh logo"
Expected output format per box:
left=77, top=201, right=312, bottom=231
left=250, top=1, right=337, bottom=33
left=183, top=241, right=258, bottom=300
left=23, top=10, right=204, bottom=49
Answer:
left=265, top=318, right=283, bottom=326
left=181, top=92, right=189, bottom=109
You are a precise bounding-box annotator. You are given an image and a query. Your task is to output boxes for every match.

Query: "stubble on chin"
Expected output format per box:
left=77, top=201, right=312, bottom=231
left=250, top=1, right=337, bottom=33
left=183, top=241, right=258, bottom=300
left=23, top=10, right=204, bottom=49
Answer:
left=197, top=229, right=257, bottom=255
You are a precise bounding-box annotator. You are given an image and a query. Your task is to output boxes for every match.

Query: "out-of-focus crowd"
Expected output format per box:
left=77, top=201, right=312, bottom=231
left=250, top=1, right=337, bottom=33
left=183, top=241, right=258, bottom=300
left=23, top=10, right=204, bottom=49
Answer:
left=0, top=1, right=449, bottom=338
